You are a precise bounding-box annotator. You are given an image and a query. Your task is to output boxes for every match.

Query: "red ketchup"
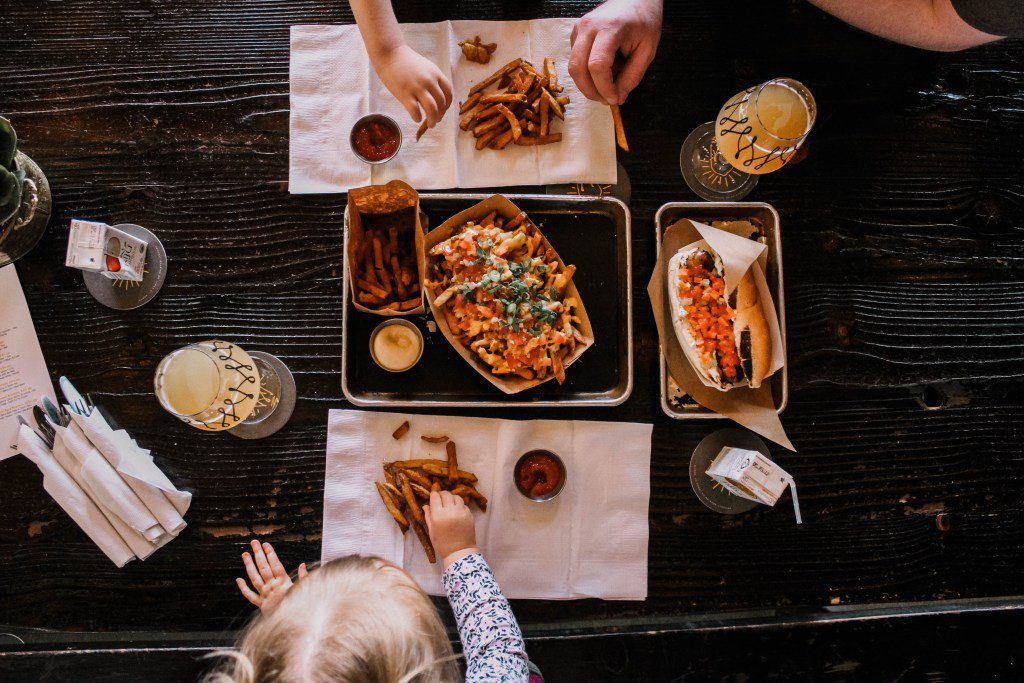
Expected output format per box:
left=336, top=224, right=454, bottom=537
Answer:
left=516, top=450, right=564, bottom=499
left=352, top=119, right=399, bottom=162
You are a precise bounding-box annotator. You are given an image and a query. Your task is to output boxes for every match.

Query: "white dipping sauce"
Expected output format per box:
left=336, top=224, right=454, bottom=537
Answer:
left=373, top=323, right=422, bottom=371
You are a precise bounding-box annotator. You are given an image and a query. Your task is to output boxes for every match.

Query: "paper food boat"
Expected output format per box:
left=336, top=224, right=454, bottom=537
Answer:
left=423, top=195, right=594, bottom=394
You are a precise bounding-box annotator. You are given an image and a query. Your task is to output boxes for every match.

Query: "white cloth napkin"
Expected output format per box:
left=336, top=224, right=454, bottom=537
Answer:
left=322, top=409, right=651, bottom=600
left=15, top=425, right=136, bottom=567
left=289, top=19, right=617, bottom=193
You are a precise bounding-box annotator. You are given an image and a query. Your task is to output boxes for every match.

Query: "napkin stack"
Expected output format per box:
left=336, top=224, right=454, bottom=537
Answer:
left=10, top=406, right=191, bottom=567
left=322, top=410, right=651, bottom=600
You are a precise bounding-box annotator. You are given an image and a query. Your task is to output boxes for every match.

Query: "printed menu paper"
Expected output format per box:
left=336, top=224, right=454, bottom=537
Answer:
left=0, top=265, right=56, bottom=452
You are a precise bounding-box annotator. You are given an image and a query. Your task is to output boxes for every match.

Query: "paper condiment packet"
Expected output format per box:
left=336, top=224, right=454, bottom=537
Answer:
left=706, top=447, right=802, bottom=523
left=65, top=219, right=147, bottom=282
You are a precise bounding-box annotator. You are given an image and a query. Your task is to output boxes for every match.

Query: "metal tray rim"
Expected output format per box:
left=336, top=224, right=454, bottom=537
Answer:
left=342, top=193, right=633, bottom=408
left=654, top=201, right=788, bottom=420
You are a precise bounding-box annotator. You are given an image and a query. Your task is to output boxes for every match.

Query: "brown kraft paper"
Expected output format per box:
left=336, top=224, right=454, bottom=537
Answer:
left=424, top=195, right=595, bottom=394
left=648, top=218, right=793, bottom=450
left=346, top=179, right=426, bottom=315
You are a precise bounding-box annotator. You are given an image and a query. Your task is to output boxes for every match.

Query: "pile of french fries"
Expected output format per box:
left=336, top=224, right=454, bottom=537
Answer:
left=458, top=57, right=570, bottom=150
left=374, top=422, right=488, bottom=563
left=351, top=226, right=421, bottom=310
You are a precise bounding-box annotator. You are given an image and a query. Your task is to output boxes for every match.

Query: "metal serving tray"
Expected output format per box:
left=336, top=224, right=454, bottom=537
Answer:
left=342, top=193, right=632, bottom=407
left=655, top=202, right=787, bottom=419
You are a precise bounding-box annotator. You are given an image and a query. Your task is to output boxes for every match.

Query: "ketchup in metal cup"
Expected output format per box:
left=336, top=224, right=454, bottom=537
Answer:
left=352, top=118, right=400, bottom=162
left=515, top=450, right=565, bottom=500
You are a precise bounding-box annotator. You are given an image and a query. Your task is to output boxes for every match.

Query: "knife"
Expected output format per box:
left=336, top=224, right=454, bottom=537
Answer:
left=32, top=406, right=56, bottom=448
left=59, top=376, right=90, bottom=416
left=40, top=396, right=66, bottom=427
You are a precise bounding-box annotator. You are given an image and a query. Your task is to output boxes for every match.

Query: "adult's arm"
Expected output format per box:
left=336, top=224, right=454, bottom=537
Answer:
left=807, top=0, right=1004, bottom=52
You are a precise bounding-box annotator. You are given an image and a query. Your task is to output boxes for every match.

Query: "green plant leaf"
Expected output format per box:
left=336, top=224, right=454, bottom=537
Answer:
left=0, top=117, right=16, bottom=171
left=0, top=166, right=22, bottom=225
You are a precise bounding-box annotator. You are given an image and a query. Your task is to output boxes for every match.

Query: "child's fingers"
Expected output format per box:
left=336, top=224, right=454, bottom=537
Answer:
left=250, top=539, right=275, bottom=583
left=399, top=96, right=422, bottom=123
left=298, top=563, right=308, bottom=580
left=438, top=75, right=453, bottom=110
left=426, top=80, right=449, bottom=117
left=423, top=500, right=434, bottom=529
left=263, top=542, right=288, bottom=580
left=416, top=92, right=439, bottom=127
left=439, top=490, right=455, bottom=507
left=242, top=552, right=265, bottom=590
left=236, top=577, right=262, bottom=607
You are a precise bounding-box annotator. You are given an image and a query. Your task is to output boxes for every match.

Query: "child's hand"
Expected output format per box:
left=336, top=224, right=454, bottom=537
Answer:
left=374, top=45, right=453, bottom=129
left=236, top=539, right=309, bottom=612
left=424, top=490, right=479, bottom=568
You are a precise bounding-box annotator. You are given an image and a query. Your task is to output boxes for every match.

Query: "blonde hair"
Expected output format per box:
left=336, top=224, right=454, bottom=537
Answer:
left=204, top=555, right=461, bottom=683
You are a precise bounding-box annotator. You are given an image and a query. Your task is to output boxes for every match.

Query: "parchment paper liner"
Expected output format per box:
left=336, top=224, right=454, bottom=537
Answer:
left=424, top=195, right=595, bottom=394
left=649, top=219, right=793, bottom=450
left=346, top=179, right=425, bottom=315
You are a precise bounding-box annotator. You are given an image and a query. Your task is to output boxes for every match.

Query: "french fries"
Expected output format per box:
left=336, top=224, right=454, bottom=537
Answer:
left=446, top=441, right=458, bottom=485
left=376, top=481, right=409, bottom=532
left=373, top=430, right=485, bottom=564
left=351, top=223, right=420, bottom=311
left=421, top=435, right=449, bottom=444
left=392, top=420, right=410, bottom=440
left=426, top=211, right=582, bottom=383
left=461, top=57, right=569, bottom=150
left=610, top=104, right=628, bottom=152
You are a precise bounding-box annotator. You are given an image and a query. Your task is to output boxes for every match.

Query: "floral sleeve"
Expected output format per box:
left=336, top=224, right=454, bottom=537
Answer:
left=443, top=553, right=530, bottom=682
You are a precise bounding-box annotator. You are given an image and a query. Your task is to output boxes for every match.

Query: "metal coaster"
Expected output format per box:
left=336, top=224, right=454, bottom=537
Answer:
left=679, top=122, right=758, bottom=202
left=689, top=428, right=772, bottom=515
left=82, top=224, right=167, bottom=310
left=545, top=162, right=631, bottom=205
left=230, top=351, right=296, bottom=440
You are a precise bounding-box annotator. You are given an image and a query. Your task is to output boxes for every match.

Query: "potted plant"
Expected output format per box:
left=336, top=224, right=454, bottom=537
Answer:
left=0, top=116, right=51, bottom=267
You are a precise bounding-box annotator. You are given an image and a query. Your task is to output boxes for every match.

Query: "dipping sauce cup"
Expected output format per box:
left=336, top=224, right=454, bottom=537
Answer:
left=514, top=449, right=566, bottom=502
left=369, top=318, right=423, bottom=372
left=350, top=114, right=402, bottom=164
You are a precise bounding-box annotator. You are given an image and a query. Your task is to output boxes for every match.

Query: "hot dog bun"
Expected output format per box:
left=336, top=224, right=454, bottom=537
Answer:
left=733, top=272, right=771, bottom=388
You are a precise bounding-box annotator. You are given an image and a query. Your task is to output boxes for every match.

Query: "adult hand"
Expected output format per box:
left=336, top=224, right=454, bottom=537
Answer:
left=569, top=0, right=663, bottom=105
left=423, top=490, right=479, bottom=568
left=374, top=45, right=453, bottom=128
left=236, top=539, right=309, bottom=612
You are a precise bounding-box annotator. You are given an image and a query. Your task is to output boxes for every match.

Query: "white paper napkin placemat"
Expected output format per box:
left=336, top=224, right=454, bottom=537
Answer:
left=322, top=409, right=651, bottom=600
left=290, top=19, right=617, bottom=193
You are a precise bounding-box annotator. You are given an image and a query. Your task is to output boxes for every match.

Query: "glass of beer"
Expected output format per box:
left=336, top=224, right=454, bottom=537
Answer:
left=154, top=340, right=282, bottom=433
left=681, top=78, right=816, bottom=201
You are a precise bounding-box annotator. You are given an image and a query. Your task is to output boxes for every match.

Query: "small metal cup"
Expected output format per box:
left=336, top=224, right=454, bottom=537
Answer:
left=514, top=449, right=567, bottom=502
left=350, top=113, right=402, bottom=164
left=369, top=318, right=423, bottom=372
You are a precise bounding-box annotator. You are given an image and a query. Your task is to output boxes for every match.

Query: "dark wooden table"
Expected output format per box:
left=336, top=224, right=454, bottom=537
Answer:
left=2, top=0, right=1023, bottom=660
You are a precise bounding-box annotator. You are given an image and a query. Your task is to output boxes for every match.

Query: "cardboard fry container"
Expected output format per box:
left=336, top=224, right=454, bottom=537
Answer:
left=346, top=180, right=426, bottom=316
left=423, top=195, right=595, bottom=394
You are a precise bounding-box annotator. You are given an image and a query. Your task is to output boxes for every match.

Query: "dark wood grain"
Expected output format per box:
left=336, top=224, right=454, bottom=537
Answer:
left=1, top=0, right=1023, bottom=645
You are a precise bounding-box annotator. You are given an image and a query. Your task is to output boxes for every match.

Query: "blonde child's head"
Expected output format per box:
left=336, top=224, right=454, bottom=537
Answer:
left=205, top=555, right=460, bottom=683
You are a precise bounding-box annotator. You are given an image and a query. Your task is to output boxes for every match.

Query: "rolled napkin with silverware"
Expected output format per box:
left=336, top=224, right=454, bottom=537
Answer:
left=70, top=409, right=190, bottom=536
left=4, top=378, right=191, bottom=566
left=15, top=425, right=136, bottom=567
left=51, top=419, right=165, bottom=543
